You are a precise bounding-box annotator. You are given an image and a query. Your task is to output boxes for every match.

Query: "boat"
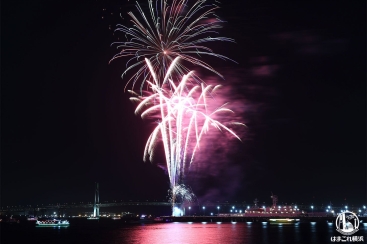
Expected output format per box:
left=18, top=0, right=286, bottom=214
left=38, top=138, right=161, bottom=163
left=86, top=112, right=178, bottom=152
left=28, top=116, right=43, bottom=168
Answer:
left=243, top=205, right=303, bottom=217
left=269, top=218, right=300, bottom=223
left=220, top=195, right=304, bottom=218
left=27, top=216, right=38, bottom=221
left=36, top=219, right=69, bottom=226
left=87, top=216, right=99, bottom=220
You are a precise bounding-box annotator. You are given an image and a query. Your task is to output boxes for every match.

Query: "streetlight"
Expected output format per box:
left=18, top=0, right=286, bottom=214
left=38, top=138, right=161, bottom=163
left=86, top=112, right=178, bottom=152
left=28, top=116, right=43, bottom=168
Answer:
left=188, top=206, right=191, bottom=216
left=311, top=205, right=314, bottom=216
left=203, top=206, right=205, bottom=216
left=363, top=206, right=366, bottom=209
left=345, top=206, right=348, bottom=210
left=217, top=206, right=220, bottom=215
left=232, top=206, right=235, bottom=210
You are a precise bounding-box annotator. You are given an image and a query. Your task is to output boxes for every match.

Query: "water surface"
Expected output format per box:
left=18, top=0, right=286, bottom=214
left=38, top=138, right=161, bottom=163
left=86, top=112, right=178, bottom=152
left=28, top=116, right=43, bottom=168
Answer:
left=2, top=221, right=366, bottom=244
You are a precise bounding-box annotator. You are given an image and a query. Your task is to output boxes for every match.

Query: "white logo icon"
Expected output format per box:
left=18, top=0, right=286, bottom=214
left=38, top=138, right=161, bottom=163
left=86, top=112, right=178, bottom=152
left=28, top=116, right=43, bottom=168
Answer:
left=336, top=211, right=359, bottom=235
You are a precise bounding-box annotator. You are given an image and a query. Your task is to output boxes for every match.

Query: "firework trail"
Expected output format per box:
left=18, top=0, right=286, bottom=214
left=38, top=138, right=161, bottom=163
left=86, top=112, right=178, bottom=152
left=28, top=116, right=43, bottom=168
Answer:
left=111, top=0, right=236, bottom=91
left=111, top=0, right=241, bottom=214
left=130, top=58, right=244, bottom=210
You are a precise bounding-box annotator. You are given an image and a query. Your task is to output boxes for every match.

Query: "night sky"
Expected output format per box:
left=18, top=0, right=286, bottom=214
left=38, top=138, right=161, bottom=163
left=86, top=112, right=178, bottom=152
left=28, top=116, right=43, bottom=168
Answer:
left=2, top=0, right=366, bottom=208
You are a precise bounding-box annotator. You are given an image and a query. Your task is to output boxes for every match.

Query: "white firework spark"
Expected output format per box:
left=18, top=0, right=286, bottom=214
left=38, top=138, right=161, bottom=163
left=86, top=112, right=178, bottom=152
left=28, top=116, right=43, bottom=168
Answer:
left=111, top=0, right=236, bottom=91
left=130, top=58, right=244, bottom=209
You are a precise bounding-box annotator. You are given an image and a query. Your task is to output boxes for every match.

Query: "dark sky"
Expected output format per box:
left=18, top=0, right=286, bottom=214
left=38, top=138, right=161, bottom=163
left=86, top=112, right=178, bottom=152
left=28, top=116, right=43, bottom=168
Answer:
left=2, top=0, right=366, bottom=208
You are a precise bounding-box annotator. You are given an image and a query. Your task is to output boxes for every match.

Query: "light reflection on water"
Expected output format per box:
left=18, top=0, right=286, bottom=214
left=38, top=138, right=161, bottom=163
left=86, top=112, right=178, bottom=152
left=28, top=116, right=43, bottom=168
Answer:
left=4, top=221, right=366, bottom=244
left=123, top=222, right=250, bottom=244
left=120, top=222, right=344, bottom=244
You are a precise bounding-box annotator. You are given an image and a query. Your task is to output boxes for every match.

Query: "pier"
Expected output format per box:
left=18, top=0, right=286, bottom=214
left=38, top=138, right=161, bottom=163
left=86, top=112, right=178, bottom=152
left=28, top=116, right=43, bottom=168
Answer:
left=158, top=216, right=367, bottom=223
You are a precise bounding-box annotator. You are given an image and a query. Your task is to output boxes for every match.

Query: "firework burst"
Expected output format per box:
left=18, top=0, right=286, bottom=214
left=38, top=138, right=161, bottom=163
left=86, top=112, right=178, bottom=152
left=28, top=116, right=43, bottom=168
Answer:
left=111, top=0, right=236, bottom=91
left=130, top=58, right=244, bottom=210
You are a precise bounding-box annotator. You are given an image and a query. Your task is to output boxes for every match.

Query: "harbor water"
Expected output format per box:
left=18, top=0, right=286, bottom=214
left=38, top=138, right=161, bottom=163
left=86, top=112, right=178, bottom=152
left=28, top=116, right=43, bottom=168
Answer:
left=2, top=219, right=366, bottom=244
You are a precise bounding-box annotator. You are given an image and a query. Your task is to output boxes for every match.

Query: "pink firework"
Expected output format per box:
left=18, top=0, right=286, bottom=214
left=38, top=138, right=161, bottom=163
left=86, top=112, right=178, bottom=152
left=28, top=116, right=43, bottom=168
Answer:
left=130, top=58, right=244, bottom=207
